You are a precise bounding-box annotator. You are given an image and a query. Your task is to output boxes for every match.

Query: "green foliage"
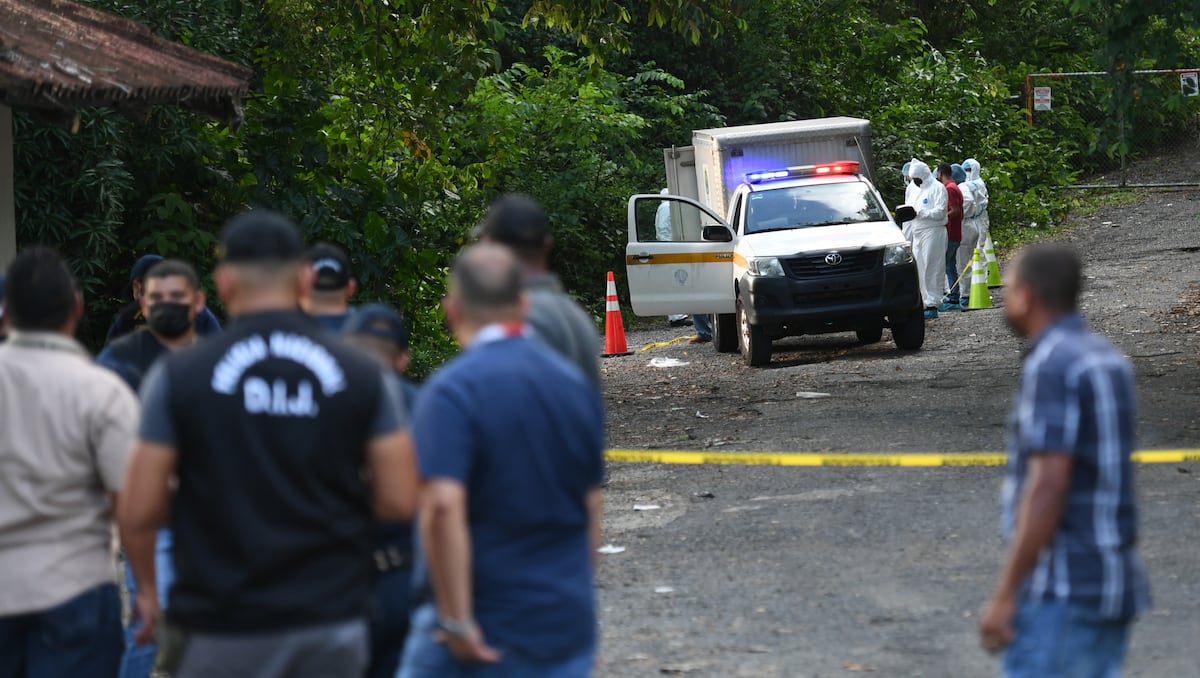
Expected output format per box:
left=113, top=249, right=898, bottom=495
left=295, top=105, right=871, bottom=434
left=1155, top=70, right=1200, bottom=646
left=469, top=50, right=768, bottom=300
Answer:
left=10, top=0, right=1199, bottom=369
left=453, top=48, right=721, bottom=315
left=869, top=50, right=1077, bottom=247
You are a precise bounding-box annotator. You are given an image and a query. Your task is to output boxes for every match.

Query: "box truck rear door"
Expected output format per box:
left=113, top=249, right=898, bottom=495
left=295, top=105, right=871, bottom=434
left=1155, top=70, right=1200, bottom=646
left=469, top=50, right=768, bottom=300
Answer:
left=625, top=194, right=735, bottom=316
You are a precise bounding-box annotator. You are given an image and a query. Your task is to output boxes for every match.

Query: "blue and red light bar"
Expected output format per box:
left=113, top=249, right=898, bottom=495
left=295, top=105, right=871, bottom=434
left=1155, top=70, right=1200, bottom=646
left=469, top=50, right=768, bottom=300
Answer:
left=745, top=160, right=861, bottom=184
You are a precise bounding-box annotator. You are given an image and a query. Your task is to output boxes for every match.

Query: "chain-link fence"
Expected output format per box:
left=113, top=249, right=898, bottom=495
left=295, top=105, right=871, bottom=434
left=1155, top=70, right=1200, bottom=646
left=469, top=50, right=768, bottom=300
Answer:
left=1026, top=69, right=1200, bottom=187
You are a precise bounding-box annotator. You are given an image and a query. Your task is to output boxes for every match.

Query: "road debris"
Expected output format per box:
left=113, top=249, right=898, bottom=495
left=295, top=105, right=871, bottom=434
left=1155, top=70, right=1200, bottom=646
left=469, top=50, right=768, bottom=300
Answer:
left=597, top=544, right=626, bottom=555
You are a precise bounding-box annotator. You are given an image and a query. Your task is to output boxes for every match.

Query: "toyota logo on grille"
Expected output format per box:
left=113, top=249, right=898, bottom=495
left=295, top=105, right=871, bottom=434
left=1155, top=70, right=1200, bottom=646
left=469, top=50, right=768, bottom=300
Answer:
left=824, top=252, right=843, bottom=266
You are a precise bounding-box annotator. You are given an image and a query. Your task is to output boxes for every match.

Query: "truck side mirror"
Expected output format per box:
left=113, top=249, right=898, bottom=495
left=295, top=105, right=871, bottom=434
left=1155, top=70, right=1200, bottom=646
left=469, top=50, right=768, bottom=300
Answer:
left=702, top=225, right=734, bottom=242
left=894, top=205, right=916, bottom=223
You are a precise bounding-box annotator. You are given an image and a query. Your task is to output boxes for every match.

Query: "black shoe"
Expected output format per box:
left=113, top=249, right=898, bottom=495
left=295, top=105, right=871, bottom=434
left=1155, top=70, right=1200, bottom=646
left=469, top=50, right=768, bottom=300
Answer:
left=669, top=316, right=691, bottom=327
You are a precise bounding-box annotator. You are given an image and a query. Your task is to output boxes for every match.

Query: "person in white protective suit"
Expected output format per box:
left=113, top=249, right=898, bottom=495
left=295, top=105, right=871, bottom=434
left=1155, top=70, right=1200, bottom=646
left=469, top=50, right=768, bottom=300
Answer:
left=655, top=189, right=689, bottom=326
left=906, top=159, right=948, bottom=319
left=948, top=163, right=979, bottom=306
left=961, top=158, right=989, bottom=249
left=900, top=161, right=918, bottom=241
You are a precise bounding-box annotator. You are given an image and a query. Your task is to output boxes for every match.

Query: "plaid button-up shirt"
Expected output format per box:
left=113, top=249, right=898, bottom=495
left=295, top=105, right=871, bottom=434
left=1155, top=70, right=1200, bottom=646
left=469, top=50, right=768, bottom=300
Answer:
left=1003, top=313, right=1151, bottom=620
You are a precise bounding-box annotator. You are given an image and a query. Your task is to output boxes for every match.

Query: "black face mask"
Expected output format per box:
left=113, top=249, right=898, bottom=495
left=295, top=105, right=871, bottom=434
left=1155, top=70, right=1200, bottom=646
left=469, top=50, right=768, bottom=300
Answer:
left=147, top=302, right=194, bottom=339
left=912, top=177, right=924, bottom=187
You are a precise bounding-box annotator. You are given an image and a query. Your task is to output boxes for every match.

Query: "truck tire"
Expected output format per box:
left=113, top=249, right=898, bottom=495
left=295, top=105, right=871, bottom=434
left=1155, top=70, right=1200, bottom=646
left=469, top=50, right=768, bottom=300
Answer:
left=713, top=313, right=738, bottom=353
left=856, top=326, right=884, bottom=344
left=737, top=301, right=772, bottom=366
left=891, top=308, right=925, bottom=350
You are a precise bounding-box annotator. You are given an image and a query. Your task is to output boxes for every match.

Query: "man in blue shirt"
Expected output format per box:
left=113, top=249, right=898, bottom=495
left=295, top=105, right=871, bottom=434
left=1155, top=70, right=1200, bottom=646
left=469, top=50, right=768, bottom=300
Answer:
left=400, top=243, right=605, bottom=678
left=980, top=243, right=1150, bottom=676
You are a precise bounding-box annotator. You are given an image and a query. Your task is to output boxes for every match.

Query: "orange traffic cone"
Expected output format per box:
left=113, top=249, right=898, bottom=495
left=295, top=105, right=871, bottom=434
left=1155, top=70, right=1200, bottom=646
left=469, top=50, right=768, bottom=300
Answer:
left=603, top=271, right=633, bottom=357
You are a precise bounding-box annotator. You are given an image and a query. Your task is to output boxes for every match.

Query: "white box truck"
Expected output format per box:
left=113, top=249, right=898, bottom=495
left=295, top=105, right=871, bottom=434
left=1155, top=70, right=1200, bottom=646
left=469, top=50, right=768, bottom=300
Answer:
left=626, top=117, right=923, bottom=366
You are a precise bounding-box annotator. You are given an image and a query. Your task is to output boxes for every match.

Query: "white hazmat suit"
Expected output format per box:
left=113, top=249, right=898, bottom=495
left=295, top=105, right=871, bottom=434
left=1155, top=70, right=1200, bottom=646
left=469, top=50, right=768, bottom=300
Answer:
left=961, top=158, right=989, bottom=249
left=906, top=160, right=948, bottom=309
left=900, top=162, right=918, bottom=241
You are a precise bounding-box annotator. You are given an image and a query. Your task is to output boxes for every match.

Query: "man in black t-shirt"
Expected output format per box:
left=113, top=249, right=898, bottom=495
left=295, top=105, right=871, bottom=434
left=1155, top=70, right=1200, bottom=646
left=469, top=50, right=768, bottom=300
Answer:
left=96, top=259, right=207, bottom=678
left=117, top=211, right=418, bottom=678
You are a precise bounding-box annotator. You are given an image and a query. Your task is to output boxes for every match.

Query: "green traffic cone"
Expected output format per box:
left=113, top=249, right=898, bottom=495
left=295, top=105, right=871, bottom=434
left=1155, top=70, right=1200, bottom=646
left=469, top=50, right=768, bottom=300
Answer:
left=967, top=248, right=993, bottom=310
left=984, top=235, right=1002, bottom=287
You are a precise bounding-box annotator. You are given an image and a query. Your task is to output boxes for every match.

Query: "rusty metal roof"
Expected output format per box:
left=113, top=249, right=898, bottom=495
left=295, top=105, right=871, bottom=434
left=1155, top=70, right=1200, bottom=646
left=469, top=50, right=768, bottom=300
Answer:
left=0, top=0, right=252, bottom=127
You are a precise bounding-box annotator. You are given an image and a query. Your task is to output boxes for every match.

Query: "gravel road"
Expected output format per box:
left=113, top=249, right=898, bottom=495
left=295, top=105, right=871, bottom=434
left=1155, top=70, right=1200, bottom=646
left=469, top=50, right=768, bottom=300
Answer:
left=595, top=173, right=1200, bottom=676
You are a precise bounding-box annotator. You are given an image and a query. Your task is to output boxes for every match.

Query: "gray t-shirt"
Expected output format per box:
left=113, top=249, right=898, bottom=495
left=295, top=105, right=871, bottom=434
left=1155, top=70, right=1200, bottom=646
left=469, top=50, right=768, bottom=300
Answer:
left=524, top=273, right=601, bottom=389
left=138, top=362, right=406, bottom=446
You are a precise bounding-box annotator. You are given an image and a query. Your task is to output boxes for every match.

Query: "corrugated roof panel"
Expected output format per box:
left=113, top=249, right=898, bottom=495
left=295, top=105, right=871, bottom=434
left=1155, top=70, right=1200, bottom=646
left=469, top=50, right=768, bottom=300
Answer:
left=0, top=0, right=252, bottom=125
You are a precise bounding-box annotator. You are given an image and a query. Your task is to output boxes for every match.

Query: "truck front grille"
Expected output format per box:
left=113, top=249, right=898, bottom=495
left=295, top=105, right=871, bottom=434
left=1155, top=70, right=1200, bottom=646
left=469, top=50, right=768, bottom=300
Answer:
left=785, top=250, right=880, bottom=278
left=793, top=286, right=879, bottom=305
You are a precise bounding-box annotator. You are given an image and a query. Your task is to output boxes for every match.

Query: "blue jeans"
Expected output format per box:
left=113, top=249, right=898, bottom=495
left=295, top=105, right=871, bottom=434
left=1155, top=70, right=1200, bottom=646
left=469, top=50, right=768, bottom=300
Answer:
left=1002, top=600, right=1131, bottom=678
left=119, top=529, right=175, bottom=678
left=0, top=583, right=123, bottom=678
left=692, top=314, right=713, bottom=339
left=367, top=566, right=414, bottom=678
left=945, top=239, right=961, bottom=301
left=398, top=604, right=594, bottom=678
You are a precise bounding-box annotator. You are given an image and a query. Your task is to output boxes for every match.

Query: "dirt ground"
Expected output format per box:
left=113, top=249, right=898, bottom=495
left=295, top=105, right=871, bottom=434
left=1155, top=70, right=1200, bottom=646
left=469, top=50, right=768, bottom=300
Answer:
left=595, top=160, right=1200, bottom=676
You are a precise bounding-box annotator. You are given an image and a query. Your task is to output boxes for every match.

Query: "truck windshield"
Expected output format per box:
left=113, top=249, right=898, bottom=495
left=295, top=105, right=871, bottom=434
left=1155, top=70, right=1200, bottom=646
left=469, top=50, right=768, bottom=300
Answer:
left=744, top=182, right=888, bottom=234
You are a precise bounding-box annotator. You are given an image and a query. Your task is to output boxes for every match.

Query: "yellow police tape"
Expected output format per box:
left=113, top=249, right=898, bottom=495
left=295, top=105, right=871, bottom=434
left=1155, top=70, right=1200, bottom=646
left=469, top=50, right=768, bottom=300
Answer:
left=604, top=449, right=1200, bottom=467
left=638, top=336, right=694, bottom=352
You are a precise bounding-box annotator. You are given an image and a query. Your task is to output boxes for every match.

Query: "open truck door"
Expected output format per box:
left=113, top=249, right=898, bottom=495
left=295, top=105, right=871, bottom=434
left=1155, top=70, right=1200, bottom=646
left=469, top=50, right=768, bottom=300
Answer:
left=625, top=194, right=735, bottom=316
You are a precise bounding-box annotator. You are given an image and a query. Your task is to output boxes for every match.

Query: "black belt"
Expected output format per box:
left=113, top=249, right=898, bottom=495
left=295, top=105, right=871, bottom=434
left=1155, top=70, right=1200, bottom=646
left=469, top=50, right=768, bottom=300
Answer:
left=373, top=545, right=413, bottom=573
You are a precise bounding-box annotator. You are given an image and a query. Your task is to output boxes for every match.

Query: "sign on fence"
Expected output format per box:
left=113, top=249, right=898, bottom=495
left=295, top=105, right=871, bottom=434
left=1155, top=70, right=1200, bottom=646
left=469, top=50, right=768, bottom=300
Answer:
left=1182, top=72, right=1198, bottom=97
left=1033, top=86, right=1052, bottom=111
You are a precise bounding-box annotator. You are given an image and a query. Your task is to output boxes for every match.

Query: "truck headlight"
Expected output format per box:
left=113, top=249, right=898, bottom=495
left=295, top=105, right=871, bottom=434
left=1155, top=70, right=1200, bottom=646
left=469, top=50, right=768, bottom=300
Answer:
left=747, top=257, right=786, bottom=277
left=882, top=244, right=913, bottom=267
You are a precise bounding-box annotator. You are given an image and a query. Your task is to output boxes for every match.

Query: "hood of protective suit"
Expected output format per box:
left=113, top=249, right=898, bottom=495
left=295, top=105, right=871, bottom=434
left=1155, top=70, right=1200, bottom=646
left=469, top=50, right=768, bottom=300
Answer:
left=962, top=158, right=982, bottom=179
left=951, top=164, right=967, bottom=184
left=907, top=159, right=947, bottom=232
left=901, top=161, right=912, bottom=176
left=906, top=159, right=933, bottom=184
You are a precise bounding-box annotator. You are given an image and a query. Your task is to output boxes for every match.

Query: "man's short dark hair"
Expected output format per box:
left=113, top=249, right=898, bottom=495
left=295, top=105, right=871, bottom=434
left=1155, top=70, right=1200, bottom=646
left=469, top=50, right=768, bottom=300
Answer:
left=451, top=244, right=523, bottom=313
left=1014, top=242, right=1082, bottom=313
left=937, top=163, right=953, bottom=179
left=472, top=193, right=551, bottom=254
left=5, top=247, right=77, bottom=331
left=145, top=259, right=201, bottom=292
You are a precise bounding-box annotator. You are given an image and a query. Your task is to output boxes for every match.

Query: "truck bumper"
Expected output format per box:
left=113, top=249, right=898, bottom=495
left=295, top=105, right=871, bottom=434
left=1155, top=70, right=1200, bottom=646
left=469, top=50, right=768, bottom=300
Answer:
left=739, top=262, right=921, bottom=336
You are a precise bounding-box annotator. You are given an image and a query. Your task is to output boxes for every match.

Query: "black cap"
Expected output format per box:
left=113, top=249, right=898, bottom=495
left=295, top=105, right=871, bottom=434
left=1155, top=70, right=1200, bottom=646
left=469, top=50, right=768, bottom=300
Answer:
left=218, top=211, right=305, bottom=264
left=130, top=254, right=164, bottom=282
left=342, top=303, right=409, bottom=349
left=472, top=193, right=550, bottom=249
left=307, top=242, right=353, bottom=291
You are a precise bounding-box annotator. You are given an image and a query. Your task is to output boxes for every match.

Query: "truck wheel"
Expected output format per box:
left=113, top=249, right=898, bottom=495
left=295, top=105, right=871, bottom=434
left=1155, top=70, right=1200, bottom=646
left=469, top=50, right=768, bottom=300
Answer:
left=891, top=308, right=925, bottom=350
left=855, top=326, right=884, bottom=344
left=737, top=302, right=772, bottom=366
left=713, top=313, right=738, bottom=353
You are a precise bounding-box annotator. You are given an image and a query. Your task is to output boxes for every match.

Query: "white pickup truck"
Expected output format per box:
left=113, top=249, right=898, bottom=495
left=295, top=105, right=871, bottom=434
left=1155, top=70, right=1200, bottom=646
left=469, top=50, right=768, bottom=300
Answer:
left=625, top=118, right=924, bottom=366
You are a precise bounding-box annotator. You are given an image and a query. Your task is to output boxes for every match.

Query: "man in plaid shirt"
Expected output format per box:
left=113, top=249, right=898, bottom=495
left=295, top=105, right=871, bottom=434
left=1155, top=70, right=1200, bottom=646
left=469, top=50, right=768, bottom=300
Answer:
left=980, top=243, right=1150, bottom=677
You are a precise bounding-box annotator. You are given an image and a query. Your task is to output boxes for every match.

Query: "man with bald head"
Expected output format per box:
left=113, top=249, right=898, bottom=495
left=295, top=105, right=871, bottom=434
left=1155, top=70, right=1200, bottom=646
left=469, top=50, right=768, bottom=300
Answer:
left=400, top=243, right=605, bottom=677
left=980, top=243, right=1149, bottom=675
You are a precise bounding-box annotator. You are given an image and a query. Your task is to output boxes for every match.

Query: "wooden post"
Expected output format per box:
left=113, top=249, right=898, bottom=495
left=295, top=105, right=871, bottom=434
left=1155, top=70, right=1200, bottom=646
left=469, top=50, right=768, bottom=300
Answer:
left=0, top=104, right=15, bottom=268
